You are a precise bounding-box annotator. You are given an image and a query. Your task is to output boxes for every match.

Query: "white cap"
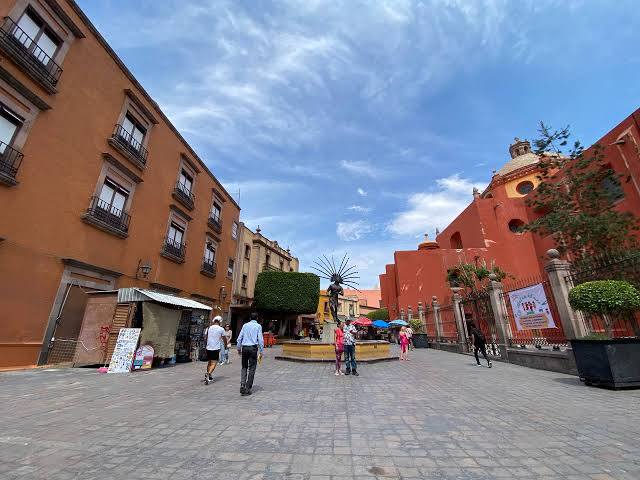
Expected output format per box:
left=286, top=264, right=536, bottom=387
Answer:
left=213, top=315, right=223, bottom=323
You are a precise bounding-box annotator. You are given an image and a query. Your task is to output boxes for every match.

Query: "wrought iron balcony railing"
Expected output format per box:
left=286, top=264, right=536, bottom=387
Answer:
left=173, top=181, right=195, bottom=209
left=85, top=196, right=130, bottom=234
left=0, top=17, right=63, bottom=87
left=111, top=124, right=149, bottom=165
left=208, top=215, right=222, bottom=233
left=201, top=259, right=217, bottom=276
left=163, top=237, right=186, bottom=260
left=0, top=141, right=24, bottom=183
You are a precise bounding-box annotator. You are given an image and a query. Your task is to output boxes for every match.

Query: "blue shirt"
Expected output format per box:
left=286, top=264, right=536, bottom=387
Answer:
left=236, top=320, right=264, bottom=353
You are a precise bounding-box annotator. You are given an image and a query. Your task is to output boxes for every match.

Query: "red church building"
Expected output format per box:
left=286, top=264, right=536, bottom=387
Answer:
left=380, top=108, right=640, bottom=320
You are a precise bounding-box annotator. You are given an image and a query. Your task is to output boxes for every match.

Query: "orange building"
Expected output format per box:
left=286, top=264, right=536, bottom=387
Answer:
left=343, top=289, right=381, bottom=316
left=380, top=109, right=640, bottom=320
left=0, top=0, right=240, bottom=368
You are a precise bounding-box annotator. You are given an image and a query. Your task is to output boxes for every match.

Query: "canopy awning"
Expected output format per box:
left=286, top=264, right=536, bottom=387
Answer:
left=117, top=288, right=213, bottom=310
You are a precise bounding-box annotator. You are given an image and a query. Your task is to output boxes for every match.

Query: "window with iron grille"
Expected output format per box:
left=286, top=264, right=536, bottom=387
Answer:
left=98, top=178, right=129, bottom=217
left=227, top=259, right=234, bottom=277
left=232, top=221, right=238, bottom=239
left=242, top=274, right=247, bottom=288
left=210, top=202, right=222, bottom=223
left=121, top=113, right=146, bottom=150
left=178, top=169, right=193, bottom=195
left=168, top=222, right=184, bottom=246
left=204, top=239, right=216, bottom=264
left=13, top=9, right=61, bottom=67
left=0, top=103, right=23, bottom=148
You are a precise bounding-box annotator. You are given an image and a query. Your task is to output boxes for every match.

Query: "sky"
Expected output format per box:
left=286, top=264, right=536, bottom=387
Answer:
left=78, top=0, right=640, bottom=288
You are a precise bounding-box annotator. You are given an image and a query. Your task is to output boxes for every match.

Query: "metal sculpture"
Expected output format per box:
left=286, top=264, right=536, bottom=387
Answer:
left=311, top=254, right=360, bottom=322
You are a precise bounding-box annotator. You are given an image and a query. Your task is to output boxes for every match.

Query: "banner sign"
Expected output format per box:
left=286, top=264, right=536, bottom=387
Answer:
left=133, top=345, right=154, bottom=370
left=108, top=328, right=141, bottom=373
left=508, top=283, right=557, bottom=331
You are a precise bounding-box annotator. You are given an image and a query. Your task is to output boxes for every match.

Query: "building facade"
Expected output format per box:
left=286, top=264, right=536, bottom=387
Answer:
left=230, top=224, right=299, bottom=335
left=343, top=289, right=381, bottom=316
left=380, top=109, right=640, bottom=320
left=0, top=0, right=240, bottom=368
left=316, top=292, right=360, bottom=326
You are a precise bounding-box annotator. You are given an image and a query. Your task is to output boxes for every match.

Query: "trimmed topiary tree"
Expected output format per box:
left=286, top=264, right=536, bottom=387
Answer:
left=366, top=307, right=389, bottom=320
left=569, top=280, right=640, bottom=338
left=254, top=271, right=320, bottom=314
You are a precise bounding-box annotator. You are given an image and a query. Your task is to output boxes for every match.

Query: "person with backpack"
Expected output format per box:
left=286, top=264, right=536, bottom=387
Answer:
left=468, top=322, right=492, bottom=368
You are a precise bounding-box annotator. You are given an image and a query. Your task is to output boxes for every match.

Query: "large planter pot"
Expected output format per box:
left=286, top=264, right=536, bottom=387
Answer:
left=412, top=333, right=429, bottom=348
left=570, top=338, right=640, bottom=389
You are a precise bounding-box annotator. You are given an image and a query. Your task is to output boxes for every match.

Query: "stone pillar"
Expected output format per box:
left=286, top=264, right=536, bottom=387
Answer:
left=451, top=288, right=468, bottom=352
left=487, top=274, right=511, bottom=358
left=417, top=302, right=424, bottom=330
left=431, top=295, right=442, bottom=342
left=544, top=249, right=587, bottom=339
left=407, top=305, right=413, bottom=321
left=400, top=308, right=405, bottom=321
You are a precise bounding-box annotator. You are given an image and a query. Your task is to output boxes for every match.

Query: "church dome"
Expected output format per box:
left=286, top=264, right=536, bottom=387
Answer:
left=495, top=138, right=539, bottom=176
left=418, top=234, right=440, bottom=251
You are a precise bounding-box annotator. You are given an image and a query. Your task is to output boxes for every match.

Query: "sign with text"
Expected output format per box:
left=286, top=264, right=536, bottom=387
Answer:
left=133, top=345, right=154, bottom=370
left=107, top=328, right=141, bottom=373
left=508, top=283, right=557, bottom=331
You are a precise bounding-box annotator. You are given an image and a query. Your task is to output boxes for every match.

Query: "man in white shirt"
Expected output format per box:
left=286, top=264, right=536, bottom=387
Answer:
left=204, top=316, right=227, bottom=385
left=236, top=312, right=264, bottom=396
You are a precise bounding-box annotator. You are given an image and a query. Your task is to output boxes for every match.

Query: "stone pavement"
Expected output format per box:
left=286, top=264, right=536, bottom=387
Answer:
left=1, top=347, right=639, bottom=480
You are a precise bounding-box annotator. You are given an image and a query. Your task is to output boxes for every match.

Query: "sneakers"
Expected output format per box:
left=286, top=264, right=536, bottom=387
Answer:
left=204, top=373, right=210, bottom=385
left=476, top=363, right=482, bottom=367
left=241, top=389, right=252, bottom=396
left=339, top=371, right=345, bottom=375
left=352, top=371, right=359, bottom=376
left=334, top=371, right=340, bottom=376
left=345, top=370, right=351, bottom=375
left=488, top=362, right=493, bottom=368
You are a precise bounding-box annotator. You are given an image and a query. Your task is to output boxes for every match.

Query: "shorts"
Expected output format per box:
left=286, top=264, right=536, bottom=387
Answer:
left=206, top=349, right=220, bottom=361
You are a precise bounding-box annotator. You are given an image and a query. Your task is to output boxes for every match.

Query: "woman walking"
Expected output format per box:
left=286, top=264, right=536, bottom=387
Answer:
left=334, top=320, right=345, bottom=375
left=399, top=326, right=409, bottom=361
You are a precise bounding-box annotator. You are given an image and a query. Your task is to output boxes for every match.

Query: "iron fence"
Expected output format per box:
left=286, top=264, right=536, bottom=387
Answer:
left=112, top=123, right=149, bottom=164
left=461, top=291, right=500, bottom=355
left=0, top=140, right=24, bottom=180
left=438, top=304, right=459, bottom=343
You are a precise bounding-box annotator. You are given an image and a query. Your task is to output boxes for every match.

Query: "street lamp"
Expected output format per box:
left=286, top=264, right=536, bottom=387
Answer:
left=136, top=259, right=152, bottom=279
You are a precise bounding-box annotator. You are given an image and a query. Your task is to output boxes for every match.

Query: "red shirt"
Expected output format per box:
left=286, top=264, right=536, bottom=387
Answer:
left=334, top=327, right=344, bottom=348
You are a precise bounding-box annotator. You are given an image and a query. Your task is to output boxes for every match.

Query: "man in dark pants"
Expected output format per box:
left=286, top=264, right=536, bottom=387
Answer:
left=343, top=318, right=358, bottom=376
left=236, top=312, right=264, bottom=396
left=468, top=323, right=492, bottom=367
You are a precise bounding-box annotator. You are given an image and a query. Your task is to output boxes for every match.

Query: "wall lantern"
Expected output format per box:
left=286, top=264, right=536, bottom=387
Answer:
left=136, top=259, right=152, bottom=279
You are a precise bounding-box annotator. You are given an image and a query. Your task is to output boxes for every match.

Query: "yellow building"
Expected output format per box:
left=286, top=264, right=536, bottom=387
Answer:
left=316, top=292, right=360, bottom=326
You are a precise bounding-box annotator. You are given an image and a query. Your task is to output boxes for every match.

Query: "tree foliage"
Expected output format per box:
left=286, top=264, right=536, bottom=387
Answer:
left=568, top=280, right=640, bottom=315
left=408, top=318, right=424, bottom=333
left=524, top=123, right=638, bottom=258
left=446, top=259, right=508, bottom=293
left=366, top=307, right=389, bottom=320
left=254, top=271, right=320, bottom=314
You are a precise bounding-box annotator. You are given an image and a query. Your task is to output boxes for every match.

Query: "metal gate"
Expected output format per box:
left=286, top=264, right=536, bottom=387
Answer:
left=460, top=291, right=500, bottom=355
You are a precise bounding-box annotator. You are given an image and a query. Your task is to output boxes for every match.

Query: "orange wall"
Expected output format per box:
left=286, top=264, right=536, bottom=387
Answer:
left=0, top=0, right=240, bottom=367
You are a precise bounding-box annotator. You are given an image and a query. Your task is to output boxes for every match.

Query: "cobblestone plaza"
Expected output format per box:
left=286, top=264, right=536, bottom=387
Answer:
left=1, top=347, right=639, bottom=479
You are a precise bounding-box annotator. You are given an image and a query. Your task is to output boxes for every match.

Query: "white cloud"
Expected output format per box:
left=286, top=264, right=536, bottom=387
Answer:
left=388, top=174, right=486, bottom=237
left=357, top=188, right=367, bottom=197
left=336, top=220, right=373, bottom=241
left=348, top=205, right=371, bottom=213
left=340, top=159, right=382, bottom=178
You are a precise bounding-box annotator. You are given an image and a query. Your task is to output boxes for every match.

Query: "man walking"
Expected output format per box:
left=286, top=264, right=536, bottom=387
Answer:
left=469, top=323, right=492, bottom=368
left=236, top=312, right=264, bottom=396
left=204, top=316, right=227, bottom=384
left=343, top=318, right=358, bottom=376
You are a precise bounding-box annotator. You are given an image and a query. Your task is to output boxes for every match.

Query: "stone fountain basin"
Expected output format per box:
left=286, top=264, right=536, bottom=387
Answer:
left=276, top=340, right=396, bottom=363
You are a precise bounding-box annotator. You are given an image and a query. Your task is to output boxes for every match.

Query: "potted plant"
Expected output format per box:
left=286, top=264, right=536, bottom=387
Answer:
left=568, top=280, right=640, bottom=389
left=408, top=318, right=428, bottom=348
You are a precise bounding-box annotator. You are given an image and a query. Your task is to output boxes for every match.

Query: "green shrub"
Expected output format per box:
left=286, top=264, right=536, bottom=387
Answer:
left=408, top=318, right=424, bottom=333
left=254, top=271, right=320, bottom=314
left=568, top=280, right=640, bottom=315
left=366, top=307, right=389, bottom=320
left=580, top=333, right=610, bottom=341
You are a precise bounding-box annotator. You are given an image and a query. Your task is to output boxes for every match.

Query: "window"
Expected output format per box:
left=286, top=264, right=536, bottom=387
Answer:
left=516, top=181, right=534, bottom=195
left=13, top=9, right=61, bottom=66
left=210, top=202, right=222, bottom=223
left=232, top=221, right=239, bottom=239
left=508, top=219, right=525, bottom=234
left=168, top=221, right=185, bottom=246
left=241, top=274, right=247, bottom=289
left=0, top=104, right=23, bottom=150
left=204, top=239, right=216, bottom=265
left=279, top=260, right=284, bottom=271
left=601, top=174, right=624, bottom=202
left=349, top=303, right=354, bottom=316
left=178, top=169, right=193, bottom=194
left=121, top=113, right=146, bottom=150
left=98, top=178, right=128, bottom=216
left=450, top=232, right=463, bottom=249
left=266, top=254, right=271, bottom=266
left=244, top=245, right=251, bottom=259
left=323, top=302, right=329, bottom=313
left=227, top=259, right=234, bottom=277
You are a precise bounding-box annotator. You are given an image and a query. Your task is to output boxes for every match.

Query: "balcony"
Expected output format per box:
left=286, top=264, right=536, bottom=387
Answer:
left=263, top=264, right=282, bottom=272
left=200, top=259, right=217, bottom=278
left=108, top=124, right=149, bottom=169
left=207, top=215, right=222, bottom=234
left=161, top=237, right=186, bottom=263
left=172, top=181, right=195, bottom=211
left=0, top=17, right=62, bottom=94
left=81, top=196, right=130, bottom=238
left=0, top=141, right=24, bottom=186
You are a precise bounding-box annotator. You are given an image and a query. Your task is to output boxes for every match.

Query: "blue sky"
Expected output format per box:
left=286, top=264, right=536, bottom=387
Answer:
left=78, top=0, right=640, bottom=288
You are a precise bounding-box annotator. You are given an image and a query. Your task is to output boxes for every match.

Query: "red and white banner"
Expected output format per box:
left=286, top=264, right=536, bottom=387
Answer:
left=508, top=283, right=557, bottom=331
